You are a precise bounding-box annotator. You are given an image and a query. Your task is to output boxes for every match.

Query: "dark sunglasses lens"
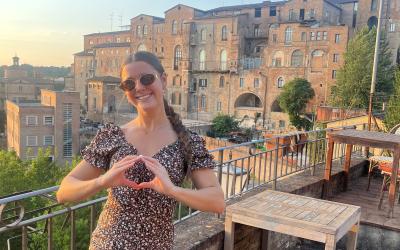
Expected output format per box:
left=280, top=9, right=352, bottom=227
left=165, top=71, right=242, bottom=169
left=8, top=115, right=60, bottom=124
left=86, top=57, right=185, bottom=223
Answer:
left=121, top=79, right=135, bottom=91
left=140, top=74, right=155, bottom=86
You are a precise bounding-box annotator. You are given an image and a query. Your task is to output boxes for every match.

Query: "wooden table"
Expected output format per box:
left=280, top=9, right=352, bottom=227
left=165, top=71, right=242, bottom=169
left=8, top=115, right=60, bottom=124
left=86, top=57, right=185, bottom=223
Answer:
left=224, top=190, right=361, bottom=250
left=325, top=129, right=400, bottom=217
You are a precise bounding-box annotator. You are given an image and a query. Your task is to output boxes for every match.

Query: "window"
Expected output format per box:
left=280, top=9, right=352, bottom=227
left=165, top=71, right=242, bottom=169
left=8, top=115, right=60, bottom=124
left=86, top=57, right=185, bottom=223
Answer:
left=300, top=9, right=305, bottom=20
left=199, top=50, right=206, bottom=70
left=323, top=31, right=328, bottom=40
left=279, top=120, right=285, bottom=128
left=254, top=78, right=260, bottom=88
left=43, top=116, right=54, bottom=125
left=126, top=37, right=131, bottom=42
left=255, top=7, right=261, bottom=18
left=200, top=28, right=207, bottom=41
left=317, top=31, right=322, bottom=40
left=220, top=49, right=227, bottom=70
left=277, top=77, right=284, bottom=88
left=254, top=24, right=260, bottom=37
left=26, top=136, right=38, bottom=146
left=43, top=135, right=54, bottom=146
left=172, top=20, right=178, bottom=34
left=332, top=70, right=337, bottom=79
left=26, top=116, right=38, bottom=126
left=137, top=44, right=147, bottom=51
left=217, top=101, right=222, bottom=111
left=309, top=9, right=315, bottom=19
left=371, top=0, right=377, bottom=11
left=335, top=34, right=340, bottom=43
left=240, top=78, right=244, bottom=88
left=272, top=34, right=277, bottom=43
left=389, top=23, right=396, bottom=32
left=89, top=40, right=93, bottom=45
left=284, top=27, right=292, bottom=43
left=199, top=79, right=208, bottom=87
left=63, top=103, right=73, bottom=157
left=255, top=46, right=262, bottom=53
left=200, top=95, right=206, bottom=110
left=270, top=6, right=276, bottom=16
left=291, top=50, right=304, bottom=67
left=143, top=25, right=148, bottom=36
left=174, top=45, right=182, bottom=70
left=333, top=53, right=339, bottom=62
left=289, top=9, right=295, bottom=21
left=136, top=25, right=142, bottom=37
left=310, top=32, right=316, bottom=41
left=219, top=76, right=225, bottom=88
left=221, top=26, right=228, bottom=40
left=301, top=32, right=306, bottom=41
left=116, top=37, right=121, bottom=42
left=272, top=51, right=284, bottom=67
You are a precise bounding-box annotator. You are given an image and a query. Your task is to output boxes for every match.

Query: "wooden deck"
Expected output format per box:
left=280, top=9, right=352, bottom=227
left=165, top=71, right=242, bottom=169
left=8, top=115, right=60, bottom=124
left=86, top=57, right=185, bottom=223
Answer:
left=330, top=175, right=400, bottom=231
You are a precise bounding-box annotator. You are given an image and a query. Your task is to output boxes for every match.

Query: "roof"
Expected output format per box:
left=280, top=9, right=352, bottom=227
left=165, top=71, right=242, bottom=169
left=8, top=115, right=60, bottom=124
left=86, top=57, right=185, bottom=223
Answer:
left=208, top=2, right=265, bottom=12
left=164, top=4, right=206, bottom=14
left=92, top=42, right=131, bottom=49
left=74, top=50, right=94, bottom=56
left=85, top=30, right=130, bottom=36
left=323, top=0, right=343, bottom=9
left=130, top=14, right=165, bottom=23
left=87, top=76, right=121, bottom=83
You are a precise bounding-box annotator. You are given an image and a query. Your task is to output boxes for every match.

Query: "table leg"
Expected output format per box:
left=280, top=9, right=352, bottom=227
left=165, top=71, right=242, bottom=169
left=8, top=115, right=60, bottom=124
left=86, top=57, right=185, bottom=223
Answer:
left=323, top=138, right=334, bottom=198
left=388, top=149, right=400, bottom=218
left=261, top=230, right=272, bottom=250
left=346, top=220, right=360, bottom=250
left=344, top=144, right=353, bottom=191
left=224, top=213, right=235, bottom=250
left=325, top=234, right=336, bottom=250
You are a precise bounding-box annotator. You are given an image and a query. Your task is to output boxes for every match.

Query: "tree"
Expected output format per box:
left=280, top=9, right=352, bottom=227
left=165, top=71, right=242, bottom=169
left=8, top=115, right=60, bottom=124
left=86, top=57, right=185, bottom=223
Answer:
left=210, top=114, right=239, bottom=138
left=384, top=67, right=400, bottom=130
left=331, top=26, right=394, bottom=109
left=278, top=78, right=315, bottom=130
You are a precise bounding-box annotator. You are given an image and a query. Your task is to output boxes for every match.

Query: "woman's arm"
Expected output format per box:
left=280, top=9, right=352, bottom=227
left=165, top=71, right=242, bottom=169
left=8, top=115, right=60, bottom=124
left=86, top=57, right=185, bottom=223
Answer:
left=171, top=168, right=225, bottom=214
left=57, top=156, right=140, bottom=203
left=137, top=155, right=225, bottom=214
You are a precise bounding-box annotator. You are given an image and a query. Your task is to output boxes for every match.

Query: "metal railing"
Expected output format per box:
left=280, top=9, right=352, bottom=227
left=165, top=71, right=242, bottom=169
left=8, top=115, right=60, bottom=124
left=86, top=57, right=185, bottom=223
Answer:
left=0, top=124, right=368, bottom=249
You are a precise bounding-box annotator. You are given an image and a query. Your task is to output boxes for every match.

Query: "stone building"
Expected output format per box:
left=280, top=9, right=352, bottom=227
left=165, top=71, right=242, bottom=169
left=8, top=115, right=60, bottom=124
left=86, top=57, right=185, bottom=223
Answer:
left=72, top=0, right=399, bottom=130
left=6, top=90, right=80, bottom=164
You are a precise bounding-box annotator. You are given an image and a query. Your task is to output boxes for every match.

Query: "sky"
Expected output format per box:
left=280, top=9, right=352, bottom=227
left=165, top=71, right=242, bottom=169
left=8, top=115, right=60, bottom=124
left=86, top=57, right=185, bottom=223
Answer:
left=0, top=0, right=263, bottom=67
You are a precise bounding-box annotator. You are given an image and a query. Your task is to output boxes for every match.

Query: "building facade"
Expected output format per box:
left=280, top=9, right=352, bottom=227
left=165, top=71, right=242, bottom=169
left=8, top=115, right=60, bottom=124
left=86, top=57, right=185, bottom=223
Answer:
left=6, top=90, right=80, bottom=164
left=72, top=0, right=400, bottom=130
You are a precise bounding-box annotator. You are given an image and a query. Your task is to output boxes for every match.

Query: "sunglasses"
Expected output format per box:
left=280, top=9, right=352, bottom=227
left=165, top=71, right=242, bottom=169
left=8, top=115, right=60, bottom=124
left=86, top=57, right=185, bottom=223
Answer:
left=119, top=73, right=159, bottom=91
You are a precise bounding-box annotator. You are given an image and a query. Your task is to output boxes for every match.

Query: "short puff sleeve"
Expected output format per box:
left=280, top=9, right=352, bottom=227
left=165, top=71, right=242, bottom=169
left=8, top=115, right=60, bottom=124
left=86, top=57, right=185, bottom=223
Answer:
left=81, top=123, right=120, bottom=170
left=188, top=131, right=216, bottom=171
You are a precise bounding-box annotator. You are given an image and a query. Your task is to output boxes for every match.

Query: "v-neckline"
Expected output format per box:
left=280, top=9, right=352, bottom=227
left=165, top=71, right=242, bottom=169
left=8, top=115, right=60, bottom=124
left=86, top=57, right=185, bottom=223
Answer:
left=115, top=125, right=179, bottom=158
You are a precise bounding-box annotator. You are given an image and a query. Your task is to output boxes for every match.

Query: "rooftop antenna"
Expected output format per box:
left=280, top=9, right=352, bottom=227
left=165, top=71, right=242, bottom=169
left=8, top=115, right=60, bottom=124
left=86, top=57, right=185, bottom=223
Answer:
left=118, top=14, right=123, bottom=30
left=110, top=12, right=114, bottom=31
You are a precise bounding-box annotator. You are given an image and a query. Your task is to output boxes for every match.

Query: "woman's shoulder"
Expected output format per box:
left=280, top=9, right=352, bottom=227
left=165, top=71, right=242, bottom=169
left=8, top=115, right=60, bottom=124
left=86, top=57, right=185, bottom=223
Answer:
left=94, top=122, right=122, bottom=139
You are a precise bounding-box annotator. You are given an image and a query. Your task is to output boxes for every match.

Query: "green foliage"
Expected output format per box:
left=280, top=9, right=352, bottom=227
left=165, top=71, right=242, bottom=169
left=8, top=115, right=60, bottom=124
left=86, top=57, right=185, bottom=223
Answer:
left=210, top=114, right=239, bottom=138
left=278, top=78, right=315, bottom=130
left=384, top=67, right=400, bottom=130
left=331, top=27, right=394, bottom=109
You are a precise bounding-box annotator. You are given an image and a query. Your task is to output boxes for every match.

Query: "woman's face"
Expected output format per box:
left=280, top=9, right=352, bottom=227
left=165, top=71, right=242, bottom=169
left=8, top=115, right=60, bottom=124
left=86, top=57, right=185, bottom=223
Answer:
left=121, top=61, right=167, bottom=112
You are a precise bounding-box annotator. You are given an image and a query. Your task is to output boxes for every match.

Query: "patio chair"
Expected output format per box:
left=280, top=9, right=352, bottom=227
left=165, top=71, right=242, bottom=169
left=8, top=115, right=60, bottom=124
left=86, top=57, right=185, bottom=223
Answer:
left=367, top=123, right=400, bottom=191
left=377, top=162, right=400, bottom=209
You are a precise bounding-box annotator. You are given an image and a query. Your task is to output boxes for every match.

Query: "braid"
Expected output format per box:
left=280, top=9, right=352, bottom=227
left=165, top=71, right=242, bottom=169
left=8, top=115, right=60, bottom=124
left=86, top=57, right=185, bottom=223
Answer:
left=163, top=99, right=192, bottom=175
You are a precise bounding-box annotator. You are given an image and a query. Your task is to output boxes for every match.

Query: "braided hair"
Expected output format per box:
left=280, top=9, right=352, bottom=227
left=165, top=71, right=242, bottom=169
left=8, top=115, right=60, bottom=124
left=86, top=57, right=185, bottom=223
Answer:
left=121, top=51, right=192, bottom=175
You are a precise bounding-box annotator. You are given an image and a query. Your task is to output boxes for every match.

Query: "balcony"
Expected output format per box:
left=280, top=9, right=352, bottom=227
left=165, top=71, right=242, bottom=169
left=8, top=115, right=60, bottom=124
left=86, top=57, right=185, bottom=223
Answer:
left=189, top=60, right=230, bottom=73
left=1, top=125, right=400, bottom=249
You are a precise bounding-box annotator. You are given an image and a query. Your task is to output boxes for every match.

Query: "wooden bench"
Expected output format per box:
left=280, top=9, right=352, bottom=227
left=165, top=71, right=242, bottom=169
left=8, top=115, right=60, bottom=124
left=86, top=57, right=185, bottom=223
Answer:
left=224, top=190, right=361, bottom=250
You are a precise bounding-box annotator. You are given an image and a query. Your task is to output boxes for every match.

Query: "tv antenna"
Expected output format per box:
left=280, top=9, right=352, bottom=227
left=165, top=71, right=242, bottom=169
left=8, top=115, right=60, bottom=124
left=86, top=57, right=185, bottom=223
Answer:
left=118, top=14, right=123, bottom=30
left=109, top=12, right=114, bottom=31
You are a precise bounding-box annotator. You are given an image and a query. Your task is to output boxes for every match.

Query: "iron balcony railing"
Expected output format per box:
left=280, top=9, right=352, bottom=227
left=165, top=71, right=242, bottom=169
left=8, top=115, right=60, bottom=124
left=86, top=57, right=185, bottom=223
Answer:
left=0, top=124, right=369, bottom=249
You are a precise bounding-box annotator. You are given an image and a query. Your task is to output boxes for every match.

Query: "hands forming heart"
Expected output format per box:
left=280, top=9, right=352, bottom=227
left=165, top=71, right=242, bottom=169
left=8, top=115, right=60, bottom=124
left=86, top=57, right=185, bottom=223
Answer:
left=98, top=155, right=176, bottom=196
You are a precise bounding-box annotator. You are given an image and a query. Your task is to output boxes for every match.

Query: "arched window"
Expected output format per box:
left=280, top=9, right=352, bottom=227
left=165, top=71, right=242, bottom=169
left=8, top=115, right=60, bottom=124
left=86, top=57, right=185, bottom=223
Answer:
left=220, top=49, right=227, bottom=70
left=285, top=27, right=292, bottom=43
left=143, top=25, right=148, bottom=36
left=172, top=20, right=178, bottom=34
left=272, top=51, right=284, bottom=67
left=277, top=77, right=285, bottom=88
left=219, top=76, right=225, bottom=88
left=136, top=25, right=142, bottom=37
left=137, top=44, right=147, bottom=51
left=174, top=45, right=182, bottom=70
left=291, top=50, right=304, bottom=67
left=199, top=50, right=206, bottom=70
left=221, top=26, right=227, bottom=41
left=311, top=49, right=325, bottom=69
left=201, top=28, right=207, bottom=41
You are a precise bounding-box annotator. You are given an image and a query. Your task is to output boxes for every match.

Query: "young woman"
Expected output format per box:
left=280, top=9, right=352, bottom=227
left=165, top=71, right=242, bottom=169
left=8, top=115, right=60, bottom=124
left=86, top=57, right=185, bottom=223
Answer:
left=57, top=52, right=225, bottom=249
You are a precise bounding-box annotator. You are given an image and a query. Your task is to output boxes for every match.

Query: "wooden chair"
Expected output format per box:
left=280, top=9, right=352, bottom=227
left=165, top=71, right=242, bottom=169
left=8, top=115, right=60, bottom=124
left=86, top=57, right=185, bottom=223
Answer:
left=378, top=162, right=400, bottom=209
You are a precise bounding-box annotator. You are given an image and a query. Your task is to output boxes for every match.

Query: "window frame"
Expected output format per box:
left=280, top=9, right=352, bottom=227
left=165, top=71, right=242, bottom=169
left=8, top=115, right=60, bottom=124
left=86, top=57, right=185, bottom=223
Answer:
left=43, top=135, right=54, bottom=146
left=26, top=115, right=38, bottom=126
left=26, top=135, right=38, bottom=146
left=43, top=116, right=54, bottom=126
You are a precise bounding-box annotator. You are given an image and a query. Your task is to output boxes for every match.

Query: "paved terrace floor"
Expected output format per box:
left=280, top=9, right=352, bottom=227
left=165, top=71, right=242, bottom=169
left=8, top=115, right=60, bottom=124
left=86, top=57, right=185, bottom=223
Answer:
left=330, top=175, right=400, bottom=231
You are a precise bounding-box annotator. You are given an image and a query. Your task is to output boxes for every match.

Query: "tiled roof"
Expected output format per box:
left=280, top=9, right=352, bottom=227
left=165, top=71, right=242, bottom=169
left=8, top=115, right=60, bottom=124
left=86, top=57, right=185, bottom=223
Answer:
left=92, top=42, right=131, bottom=49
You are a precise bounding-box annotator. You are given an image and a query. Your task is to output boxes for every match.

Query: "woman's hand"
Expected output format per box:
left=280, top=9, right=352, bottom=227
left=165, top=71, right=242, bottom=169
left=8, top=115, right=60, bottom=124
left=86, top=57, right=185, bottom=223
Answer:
left=136, top=155, right=176, bottom=196
left=98, top=155, right=141, bottom=189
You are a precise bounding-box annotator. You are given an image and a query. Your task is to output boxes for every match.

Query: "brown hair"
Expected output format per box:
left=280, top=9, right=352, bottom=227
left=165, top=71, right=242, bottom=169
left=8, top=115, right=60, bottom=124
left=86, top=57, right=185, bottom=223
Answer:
left=121, top=51, right=192, bottom=174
